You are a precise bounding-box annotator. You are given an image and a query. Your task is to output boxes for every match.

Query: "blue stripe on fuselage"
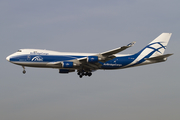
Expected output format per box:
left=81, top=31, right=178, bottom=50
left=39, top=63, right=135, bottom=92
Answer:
left=10, top=55, right=86, bottom=62
left=10, top=54, right=143, bottom=69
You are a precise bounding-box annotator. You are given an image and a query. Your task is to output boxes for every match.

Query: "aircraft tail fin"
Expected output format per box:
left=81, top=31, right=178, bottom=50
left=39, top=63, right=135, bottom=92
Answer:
left=120, top=33, right=172, bottom=67
left=137, top=33, right=172, bottom=58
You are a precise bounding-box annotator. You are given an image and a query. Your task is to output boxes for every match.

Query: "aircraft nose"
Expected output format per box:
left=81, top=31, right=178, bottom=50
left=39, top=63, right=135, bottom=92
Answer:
left=6, top=56, right=10, bottom=61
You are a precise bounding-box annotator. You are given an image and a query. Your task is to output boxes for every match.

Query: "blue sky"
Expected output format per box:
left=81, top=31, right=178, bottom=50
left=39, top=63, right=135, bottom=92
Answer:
left=1, top=0, right=180, bottom=120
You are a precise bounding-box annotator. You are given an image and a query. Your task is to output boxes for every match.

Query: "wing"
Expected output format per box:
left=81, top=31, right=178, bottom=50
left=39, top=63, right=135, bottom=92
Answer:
left=47, top=42, right=136, bottom=71
left=101, top=41, right=136, bottom=56
left=77, top=41, right=136, bottom=63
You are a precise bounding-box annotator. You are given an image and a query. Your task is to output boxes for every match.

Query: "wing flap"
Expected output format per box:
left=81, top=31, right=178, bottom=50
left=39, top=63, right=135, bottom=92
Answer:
left=83, top=63, right=99, bottom=69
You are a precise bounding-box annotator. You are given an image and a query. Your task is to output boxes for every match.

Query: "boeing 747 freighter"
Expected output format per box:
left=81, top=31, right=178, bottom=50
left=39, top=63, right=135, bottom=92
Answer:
left=6, top=33, right=173, bottom=78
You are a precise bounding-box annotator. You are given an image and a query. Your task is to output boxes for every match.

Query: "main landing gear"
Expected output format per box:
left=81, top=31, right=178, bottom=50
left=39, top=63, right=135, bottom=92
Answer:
left=77, top=71, right=92, bottom=78
left=22, top=66, right=26, bottom=74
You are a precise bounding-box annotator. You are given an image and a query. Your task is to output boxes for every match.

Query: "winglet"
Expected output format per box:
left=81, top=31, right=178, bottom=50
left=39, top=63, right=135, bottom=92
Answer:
left=127, top=41, right=136, bottom=47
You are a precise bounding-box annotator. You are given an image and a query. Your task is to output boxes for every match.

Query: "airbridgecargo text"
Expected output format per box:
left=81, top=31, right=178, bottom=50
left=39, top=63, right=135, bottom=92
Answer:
left=30, top=51, right=49, bottom=55
left=103, top=63, right=122, bottom=66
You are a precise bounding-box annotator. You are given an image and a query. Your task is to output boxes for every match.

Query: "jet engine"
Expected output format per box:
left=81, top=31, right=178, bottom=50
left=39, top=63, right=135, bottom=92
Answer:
left=87, top=56, right=98, bottom=63
left=62, top=62, right=74, bottom=68
left=59, top=69, right=75, bottom=73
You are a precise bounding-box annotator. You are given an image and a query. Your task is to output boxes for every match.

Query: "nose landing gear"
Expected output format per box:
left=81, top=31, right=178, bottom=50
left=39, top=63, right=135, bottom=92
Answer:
left=22, top=66, right=26, bottom=74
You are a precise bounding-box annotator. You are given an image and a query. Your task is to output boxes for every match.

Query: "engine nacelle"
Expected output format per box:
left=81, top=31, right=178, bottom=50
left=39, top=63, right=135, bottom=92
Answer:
left=59, top=69, right=75, bottom=73
left=87, top=56, right=98, bottom=63
left=59, top=69, right=70, bottom=73
left=62, top=62, right=74, bottom=68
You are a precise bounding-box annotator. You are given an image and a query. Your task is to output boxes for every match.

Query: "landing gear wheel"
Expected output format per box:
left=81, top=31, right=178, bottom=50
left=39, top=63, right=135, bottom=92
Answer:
left=85, top=72, right=88, bottom=76
left=78, top=71, right=84, bottom=78
left=77, top=70, right=92, bottom=78
left=88, top=72, right=92, bottom=77
left=79, top=75, right=83, bottom=78
left=23, top=70, right=26, bottom=74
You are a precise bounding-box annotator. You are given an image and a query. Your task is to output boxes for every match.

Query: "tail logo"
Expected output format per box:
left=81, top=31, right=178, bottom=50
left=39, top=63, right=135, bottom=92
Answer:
left=147, top=42, right=166, bottom=54
left=124, top=42, right=167, bottom=67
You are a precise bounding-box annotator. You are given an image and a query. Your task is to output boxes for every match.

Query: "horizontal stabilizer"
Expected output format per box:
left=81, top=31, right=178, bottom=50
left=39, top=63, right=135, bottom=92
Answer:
left=145, top=54, right=173, bottom=61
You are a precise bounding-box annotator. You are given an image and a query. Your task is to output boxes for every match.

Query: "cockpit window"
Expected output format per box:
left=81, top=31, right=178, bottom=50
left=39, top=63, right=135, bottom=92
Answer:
left=17, top=50, right=22, bottom=52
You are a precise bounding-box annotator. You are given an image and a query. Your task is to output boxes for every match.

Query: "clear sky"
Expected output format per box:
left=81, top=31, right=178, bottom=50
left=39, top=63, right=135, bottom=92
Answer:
left=1, top=0, right=180, bottom=120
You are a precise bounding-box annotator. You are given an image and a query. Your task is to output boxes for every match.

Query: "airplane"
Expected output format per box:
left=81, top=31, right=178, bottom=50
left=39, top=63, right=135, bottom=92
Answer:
left=6, top=33, right=173, bottom=78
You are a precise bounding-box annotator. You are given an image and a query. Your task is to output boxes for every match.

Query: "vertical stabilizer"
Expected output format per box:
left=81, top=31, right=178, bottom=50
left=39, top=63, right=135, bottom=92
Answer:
left=147, top=33, right=172, bottom=56
left=137, top=33, right=172, bottom=58
left=115, top=33, right=172, bottom=68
